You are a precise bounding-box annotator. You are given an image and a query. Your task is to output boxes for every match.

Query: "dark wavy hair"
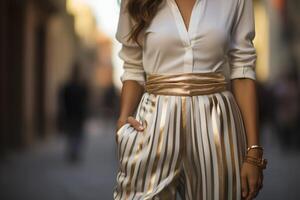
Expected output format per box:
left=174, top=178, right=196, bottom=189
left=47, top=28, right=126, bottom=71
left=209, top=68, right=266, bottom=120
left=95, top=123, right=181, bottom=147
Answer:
left=119, top=0, right=163, bottom=45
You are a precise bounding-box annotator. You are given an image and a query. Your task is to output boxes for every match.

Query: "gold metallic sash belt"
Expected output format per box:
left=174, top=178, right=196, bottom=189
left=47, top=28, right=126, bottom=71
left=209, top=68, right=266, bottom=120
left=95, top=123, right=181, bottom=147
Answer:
left=145, top=72, right=228, bottom=96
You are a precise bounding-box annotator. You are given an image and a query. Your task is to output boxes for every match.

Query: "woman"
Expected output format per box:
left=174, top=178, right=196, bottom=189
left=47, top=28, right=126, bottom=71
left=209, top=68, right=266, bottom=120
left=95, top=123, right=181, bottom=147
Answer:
left=113, top=0, right=267, bottom=199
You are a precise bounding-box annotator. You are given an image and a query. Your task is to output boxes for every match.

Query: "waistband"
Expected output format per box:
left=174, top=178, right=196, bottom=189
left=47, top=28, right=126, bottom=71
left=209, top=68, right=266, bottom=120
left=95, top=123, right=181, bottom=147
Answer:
left=145, top=72, right=228, bottom=96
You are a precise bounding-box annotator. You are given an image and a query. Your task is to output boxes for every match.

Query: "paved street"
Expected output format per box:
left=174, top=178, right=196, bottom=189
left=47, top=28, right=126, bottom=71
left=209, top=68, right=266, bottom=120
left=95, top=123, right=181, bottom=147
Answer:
left=0, top=117, right=300, bottom=200
left=0, top=117, right=119, bottom=200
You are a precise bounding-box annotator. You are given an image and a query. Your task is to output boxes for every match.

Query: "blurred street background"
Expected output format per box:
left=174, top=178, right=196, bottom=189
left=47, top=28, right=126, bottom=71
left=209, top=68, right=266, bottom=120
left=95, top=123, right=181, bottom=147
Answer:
left=0, top=0, right=300, bottom=199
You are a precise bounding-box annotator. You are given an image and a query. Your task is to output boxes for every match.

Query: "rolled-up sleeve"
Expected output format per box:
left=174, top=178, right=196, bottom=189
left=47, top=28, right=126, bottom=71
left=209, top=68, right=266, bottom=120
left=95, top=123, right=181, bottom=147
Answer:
left=228, top=0, right=257, bottom=80
left=115, top=0, right=146, bottom=86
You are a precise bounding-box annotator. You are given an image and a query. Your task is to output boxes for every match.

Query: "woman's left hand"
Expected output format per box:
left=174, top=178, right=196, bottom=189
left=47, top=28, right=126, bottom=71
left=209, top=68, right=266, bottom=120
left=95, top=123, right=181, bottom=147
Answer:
left=240, top=151, right=264, bottom=200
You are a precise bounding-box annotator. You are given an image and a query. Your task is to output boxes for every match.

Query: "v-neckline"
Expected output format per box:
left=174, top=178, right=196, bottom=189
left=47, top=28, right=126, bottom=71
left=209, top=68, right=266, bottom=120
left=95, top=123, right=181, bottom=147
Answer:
left=171, top=0, right=199, bottom=34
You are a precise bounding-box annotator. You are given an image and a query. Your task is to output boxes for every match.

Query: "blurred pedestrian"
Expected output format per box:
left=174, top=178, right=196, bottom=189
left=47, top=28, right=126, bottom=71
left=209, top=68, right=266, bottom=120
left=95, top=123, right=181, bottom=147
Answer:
left=272, top=68, right=300, bottom=148
left=58, top=63, right=89, bottom=163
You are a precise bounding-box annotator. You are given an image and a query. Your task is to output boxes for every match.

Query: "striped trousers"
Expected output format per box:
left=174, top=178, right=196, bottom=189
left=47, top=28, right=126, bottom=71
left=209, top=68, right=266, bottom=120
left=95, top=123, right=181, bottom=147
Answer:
left=113, top=73, right=248, bottom=200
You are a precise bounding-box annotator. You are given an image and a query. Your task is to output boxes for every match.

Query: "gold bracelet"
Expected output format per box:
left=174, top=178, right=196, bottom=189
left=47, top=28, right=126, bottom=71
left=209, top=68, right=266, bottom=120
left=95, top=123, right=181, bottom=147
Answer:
left=245, top=155, right=263, bottom=161
left=244, top=155, right=268, bottom=169
left=247, top=144, right=264, bottom=152
left=244, top=159, right=267, bottom=169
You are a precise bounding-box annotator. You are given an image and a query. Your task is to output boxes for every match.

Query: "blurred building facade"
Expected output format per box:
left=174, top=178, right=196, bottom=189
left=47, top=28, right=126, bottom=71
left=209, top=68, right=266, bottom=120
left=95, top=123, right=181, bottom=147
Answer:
left=0, top=0, right=77, bottom=155
left=0, top=0, right=113, bottom=156
left=261, top=0, right=300, bottom=83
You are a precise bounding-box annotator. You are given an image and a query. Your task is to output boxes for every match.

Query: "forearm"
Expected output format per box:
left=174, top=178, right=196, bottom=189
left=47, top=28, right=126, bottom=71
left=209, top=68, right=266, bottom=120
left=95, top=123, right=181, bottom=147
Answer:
left=231, top=79, right=260, bottom=149
left=118, top=80, right=145, bottom=124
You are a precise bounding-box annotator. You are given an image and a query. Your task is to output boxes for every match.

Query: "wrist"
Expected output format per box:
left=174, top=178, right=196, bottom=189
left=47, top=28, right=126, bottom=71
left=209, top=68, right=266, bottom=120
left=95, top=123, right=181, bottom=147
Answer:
left=117, top=117, right=127, bottom=126
left=246, top=144, right=264, bottom=159
left=246, top=149, right=263, bottom=159
left=118, top=112, right=135, bottom=122
left=243, top=154, right=268, bottom=170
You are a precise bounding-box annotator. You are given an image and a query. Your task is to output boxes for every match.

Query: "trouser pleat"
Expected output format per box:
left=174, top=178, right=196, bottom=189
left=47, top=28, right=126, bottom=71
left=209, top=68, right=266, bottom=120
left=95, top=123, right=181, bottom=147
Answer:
left=113, top=91, right=247, bottom=200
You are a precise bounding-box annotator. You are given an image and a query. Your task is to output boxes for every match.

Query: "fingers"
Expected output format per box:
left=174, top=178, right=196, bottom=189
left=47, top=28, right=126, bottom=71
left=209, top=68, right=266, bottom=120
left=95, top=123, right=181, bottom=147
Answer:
left=260, top=171, right=264, bottom=188
left=246, top=177, right=259, bottom=200
left=241, top=174, right=248, bottom=199
left=241, top=162, right=265, bottom=200
left=257, top=173, right=262, bottom=189
left=253, top=176, right=262, bottom=198
left=254, top=172, right=264, bottom=197
left=127, top=116, right=144, bottom=131
left=241, top=166, right=265, bottom=200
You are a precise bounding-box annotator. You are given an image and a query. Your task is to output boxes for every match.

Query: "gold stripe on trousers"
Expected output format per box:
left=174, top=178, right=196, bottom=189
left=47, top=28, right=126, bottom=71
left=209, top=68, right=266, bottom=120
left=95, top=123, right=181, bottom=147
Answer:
left=113, top=72, right=248, bottom=200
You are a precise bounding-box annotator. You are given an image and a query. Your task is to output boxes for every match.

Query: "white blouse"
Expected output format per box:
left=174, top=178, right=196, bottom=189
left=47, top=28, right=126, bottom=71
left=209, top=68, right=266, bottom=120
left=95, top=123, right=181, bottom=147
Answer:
left=116, top=0, right=257, bottom=86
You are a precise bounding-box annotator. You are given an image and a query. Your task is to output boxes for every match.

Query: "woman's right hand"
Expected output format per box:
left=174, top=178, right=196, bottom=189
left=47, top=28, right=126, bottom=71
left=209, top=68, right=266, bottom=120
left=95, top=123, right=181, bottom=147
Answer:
left=116, top=116, right=145, bottom=133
